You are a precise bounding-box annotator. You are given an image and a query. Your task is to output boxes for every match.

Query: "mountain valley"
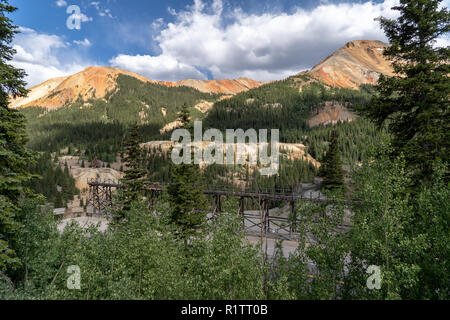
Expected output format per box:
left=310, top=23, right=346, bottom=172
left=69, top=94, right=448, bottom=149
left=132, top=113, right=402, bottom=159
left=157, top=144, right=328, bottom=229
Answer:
left=15, top=39, right=392, bottom=207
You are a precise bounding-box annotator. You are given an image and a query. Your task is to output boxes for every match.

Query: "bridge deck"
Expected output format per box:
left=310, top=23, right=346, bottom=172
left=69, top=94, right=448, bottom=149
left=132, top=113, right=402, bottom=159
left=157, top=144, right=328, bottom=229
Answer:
left=87, top=179, right=328, bottom=202
left=86, top=179, right=356, bottom=241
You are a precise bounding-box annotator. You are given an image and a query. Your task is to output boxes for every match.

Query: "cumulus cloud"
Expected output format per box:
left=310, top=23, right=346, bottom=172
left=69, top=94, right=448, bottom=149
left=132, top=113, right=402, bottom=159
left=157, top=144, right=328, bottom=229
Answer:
left=110, top=54, right=206, bottom=81
left=14, top=0, right=450, bottom=86
left=56, top=0, right=67, bottom=7
left=152, top=18, right=165, bottom=31
left=90, top=1, right=100, bottom=9
left=110, top=0, right=401, bottom=81
left=73, top=38, right=92, bottom=47
left=72, top=13, right=93, bottom=23
left=12, top=28, right=91, bottom=87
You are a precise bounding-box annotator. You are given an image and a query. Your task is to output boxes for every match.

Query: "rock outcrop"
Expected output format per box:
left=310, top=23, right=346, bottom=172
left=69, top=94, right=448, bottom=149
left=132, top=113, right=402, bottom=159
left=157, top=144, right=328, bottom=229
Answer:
left=161, top=77, right=264, bottom=95
left=308, top=101, right=357, bottom=128
left=140, top=140, right=320, bottom=169
left=57, top=156, right=123, bottom=190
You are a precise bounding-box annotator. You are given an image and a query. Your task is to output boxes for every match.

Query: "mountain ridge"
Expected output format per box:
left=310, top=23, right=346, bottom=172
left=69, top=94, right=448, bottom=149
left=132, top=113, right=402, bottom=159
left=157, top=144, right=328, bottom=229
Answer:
left=9, top=66, right=265, bottom=109
left=10, top=40, right=394, bottom=109
left=308, top=40, right=394, bottom=88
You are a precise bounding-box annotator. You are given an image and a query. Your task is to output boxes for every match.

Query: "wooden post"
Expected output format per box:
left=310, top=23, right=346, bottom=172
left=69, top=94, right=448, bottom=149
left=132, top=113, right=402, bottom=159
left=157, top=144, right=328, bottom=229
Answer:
left=217, top=195, right=222, bottom=214
left=259, top=197, right=264, bottom=251
left=238, top=197, right=245, bottom=224
left=289, top=200, right=295, bottom=237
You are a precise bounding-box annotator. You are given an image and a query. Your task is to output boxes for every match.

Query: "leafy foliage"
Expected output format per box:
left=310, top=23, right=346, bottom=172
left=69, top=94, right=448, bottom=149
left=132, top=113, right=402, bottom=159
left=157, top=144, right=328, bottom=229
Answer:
left=3, top=201, right=266, bottom=300
left=3, top=0, right=449, bottom=302
left=343, top=143, right=425, bottom=299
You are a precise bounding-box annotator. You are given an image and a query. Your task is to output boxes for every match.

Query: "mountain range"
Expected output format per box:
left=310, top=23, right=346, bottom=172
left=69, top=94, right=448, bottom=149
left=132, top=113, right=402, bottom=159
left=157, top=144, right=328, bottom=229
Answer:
left=15, top=40, right=389, bottom=192
left=10, top=40, right=393, bottom=110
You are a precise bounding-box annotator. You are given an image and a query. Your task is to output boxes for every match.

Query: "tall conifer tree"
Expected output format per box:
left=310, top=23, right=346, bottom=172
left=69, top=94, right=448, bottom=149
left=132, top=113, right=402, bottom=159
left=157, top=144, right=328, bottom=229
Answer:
left=0, top=1, right=35, bottom=271
left=118, top=124, right=147, bottom=215
left=362, top=0, right=449, bottom=184
left=179, top=103, right=191, bottom=130
left=320, top=131, right=345, bottom=191
left=168, top=104, right=207, bottom=239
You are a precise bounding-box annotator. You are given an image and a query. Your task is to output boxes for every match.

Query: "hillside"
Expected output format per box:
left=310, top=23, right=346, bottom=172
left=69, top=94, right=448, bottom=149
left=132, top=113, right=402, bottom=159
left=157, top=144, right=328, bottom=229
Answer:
left=159, top=77, right=264, bottom=95
left=20, top=74, right=223, bottom=163
left=16, top=39, right=386, bottom=211
left=9, top=40, right=394, bottom=110
left=308, top=101, right=356, bottom=128
left=204, top=73, right=379, bottom=165
left=140, top=140, right=320, bottom=168
left=308, top=40, right=394, bottom=89
left=9, top=66, right=264, bottom=110
left=17, top=39, right=389, bottom=168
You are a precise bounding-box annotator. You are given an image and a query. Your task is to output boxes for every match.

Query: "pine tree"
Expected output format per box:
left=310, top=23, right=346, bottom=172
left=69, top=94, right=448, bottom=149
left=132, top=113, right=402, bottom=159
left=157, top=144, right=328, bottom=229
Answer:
left=167, top=163, right=208, bottom=238
left=362, top=0, right=449, bottom=184
left=0, top=1, right=36, bottom=272
left=168, top=105, right=207, bottom=239
left=320, top=131, right=345, bottom=191
left=179, top=103, right=191, bottom=128
left=54, top=192, right=63, bottom=209
left=118, top=123, right=147, bottom=215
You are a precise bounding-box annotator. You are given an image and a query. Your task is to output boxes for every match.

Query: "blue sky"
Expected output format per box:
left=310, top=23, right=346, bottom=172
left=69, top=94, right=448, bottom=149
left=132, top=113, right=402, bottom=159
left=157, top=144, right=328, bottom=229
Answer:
left=9, top=0, right=449, bottom=87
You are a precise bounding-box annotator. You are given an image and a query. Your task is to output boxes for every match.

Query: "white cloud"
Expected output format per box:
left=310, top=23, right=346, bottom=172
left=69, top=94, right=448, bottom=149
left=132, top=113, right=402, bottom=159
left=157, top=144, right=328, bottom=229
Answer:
left=434, top=36, right=450, bottom=48
left=90, top=2, right=100, bottom=10
left=56, top=0, right=67, bottom=7
left=90, top=2, right=114, bottom=18
left=111, top=0, right=401, bottom=81
left=109, top=54, right=206, bottom=81
left=168, top=7, right=177, bottom=16
left=152, top=18, right=165, bottom=31
left=72, top=13, right=93, bottom=23
left=12, top=28, right=91, bottom=87
left=11, top=61, right=86, bottom=87
left=73, top=38, right=92, bottom=47
left=13, top=0, right=449, bottom=87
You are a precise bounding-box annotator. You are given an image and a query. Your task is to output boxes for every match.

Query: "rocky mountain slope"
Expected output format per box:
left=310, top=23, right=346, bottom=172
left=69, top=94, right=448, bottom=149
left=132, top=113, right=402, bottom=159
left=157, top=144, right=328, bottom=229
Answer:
left=10, top=40, right=394, bottom=109
left=159, top=78, right=264, bottom=95
left=308, top=101, right=357, bottom=128
left=308, top=40, right=394, bottom=89
left=10, top=66, right=264, bottom=109
left=58, top=156, right=124, bottom=191
left=140, top=140, right=320, bottom=169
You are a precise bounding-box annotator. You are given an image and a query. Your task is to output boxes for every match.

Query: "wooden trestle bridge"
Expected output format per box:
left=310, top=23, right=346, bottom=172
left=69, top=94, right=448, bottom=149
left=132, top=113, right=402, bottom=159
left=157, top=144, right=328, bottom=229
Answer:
left=87, top=178, right=331, bottom=241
